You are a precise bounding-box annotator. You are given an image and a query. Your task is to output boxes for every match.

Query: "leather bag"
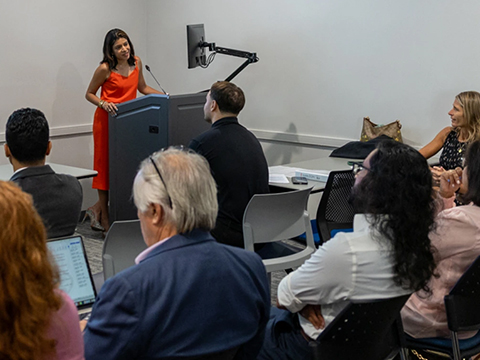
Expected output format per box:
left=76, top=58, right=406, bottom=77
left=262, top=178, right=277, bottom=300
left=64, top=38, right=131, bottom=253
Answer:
left=360, top=117, right=403, bottom=142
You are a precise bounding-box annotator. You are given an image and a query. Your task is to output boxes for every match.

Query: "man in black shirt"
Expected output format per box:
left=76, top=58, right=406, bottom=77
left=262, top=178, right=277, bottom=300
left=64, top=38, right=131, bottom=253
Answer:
left=189, top=81, right=269, bottom=248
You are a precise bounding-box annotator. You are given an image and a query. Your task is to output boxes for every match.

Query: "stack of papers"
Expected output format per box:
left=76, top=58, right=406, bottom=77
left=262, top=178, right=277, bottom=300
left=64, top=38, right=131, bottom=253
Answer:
left=294, top=169, right=330, bottom=182
left=268, top=166, right=330, bottom=183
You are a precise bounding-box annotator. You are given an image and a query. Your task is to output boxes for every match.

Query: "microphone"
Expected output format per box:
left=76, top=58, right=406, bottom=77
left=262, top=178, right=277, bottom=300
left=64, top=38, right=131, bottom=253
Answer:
left=145, top=65, right=167, bottom=94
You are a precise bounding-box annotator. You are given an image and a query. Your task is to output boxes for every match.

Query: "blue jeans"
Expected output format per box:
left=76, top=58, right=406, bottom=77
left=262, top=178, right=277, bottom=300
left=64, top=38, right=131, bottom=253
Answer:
left=256, top=307, right=311, bottom=360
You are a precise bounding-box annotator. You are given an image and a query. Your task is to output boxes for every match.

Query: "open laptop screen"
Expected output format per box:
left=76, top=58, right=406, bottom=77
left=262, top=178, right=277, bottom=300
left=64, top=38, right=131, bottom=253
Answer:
left=47, top=236, right=96, bottom=309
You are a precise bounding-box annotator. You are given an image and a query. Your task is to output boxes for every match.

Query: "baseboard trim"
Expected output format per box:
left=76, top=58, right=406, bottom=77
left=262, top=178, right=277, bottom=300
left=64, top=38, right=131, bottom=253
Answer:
left=0, top=124, right=353, bottom=149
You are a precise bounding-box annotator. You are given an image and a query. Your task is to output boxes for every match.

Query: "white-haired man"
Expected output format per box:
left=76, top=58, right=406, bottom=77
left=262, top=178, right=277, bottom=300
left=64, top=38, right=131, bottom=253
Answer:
left=83, top=148, right=270, bottom=360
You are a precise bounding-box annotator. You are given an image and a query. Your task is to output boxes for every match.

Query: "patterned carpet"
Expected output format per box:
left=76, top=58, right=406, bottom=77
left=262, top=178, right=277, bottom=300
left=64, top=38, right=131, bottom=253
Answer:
left=76, top=218, right=305, bottom=304
left=76, top=218, right=104, bottom=275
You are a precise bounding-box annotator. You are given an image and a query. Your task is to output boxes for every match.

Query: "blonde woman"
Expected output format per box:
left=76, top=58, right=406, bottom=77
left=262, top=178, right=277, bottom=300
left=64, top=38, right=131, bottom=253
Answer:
left=420, top=91, right=480, bottom=184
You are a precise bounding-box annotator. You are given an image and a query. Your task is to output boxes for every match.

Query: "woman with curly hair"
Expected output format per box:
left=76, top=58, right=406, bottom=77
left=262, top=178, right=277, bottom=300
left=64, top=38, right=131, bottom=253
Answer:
left=257, top=141, right=437, bottom=360
left=402, top=139, right=480, bottom=339
left=0, top=181, right=84, bottom=360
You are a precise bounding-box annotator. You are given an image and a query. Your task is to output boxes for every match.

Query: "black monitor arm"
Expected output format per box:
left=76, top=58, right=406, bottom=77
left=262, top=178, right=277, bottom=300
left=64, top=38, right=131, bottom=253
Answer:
left=200, top=42, right=259, bottom=82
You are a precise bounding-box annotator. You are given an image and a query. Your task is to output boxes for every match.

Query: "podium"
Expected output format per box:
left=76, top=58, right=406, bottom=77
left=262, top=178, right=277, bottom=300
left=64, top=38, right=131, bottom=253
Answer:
left=109, top=93, right=209, bottom=222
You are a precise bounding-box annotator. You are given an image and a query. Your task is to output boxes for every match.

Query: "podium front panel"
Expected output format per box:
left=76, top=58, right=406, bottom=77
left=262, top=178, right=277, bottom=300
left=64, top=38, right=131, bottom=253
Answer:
left=110, top=95, right=169, bottom=222
left=109, top=93, right=208, bottom=223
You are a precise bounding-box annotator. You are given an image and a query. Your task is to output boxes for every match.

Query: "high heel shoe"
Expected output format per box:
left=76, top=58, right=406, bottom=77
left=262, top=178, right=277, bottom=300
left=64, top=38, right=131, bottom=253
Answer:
left=82, top=209, right=105, bottom=231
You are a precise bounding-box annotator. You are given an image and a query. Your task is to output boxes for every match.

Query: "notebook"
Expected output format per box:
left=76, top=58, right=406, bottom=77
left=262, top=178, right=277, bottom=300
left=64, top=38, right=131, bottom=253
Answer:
left=47, top=235, right=97, bottom=319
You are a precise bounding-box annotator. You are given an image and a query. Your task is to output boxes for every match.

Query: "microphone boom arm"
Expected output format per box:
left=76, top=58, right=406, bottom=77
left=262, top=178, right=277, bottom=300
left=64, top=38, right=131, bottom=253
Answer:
left=200, top=42, right=259, bottom=82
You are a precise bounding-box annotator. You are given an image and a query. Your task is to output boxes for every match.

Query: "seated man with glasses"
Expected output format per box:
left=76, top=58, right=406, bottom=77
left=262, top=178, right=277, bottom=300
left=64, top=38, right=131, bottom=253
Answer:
left=83, top=148, right=270, bottom=360
left=257, top=141, right=437, bottom=360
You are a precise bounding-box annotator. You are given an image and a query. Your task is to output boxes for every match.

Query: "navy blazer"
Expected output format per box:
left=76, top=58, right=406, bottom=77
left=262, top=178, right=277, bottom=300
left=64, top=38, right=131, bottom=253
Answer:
left=84, top=230, right=270, bottom=360
left=10, top=165, right=82, bottom=238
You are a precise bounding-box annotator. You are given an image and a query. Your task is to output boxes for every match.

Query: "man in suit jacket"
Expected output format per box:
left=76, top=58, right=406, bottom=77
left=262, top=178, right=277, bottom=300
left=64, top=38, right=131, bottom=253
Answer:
left=83, top=148, right=271, bottom=360
left=5, top=108, right=82, bottom=238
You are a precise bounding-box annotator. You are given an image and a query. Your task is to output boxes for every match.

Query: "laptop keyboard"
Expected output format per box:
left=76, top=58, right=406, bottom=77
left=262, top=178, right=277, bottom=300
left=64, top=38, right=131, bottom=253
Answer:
left=79, top=312, right=91, bottom=321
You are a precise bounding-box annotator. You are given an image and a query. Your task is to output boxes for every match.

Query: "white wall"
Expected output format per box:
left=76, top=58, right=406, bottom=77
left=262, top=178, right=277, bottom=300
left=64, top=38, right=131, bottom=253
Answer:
left=146, top=0, right=480, bottom=150
left=0, top=1, right=152, bottom=207
left=0, top=0, right=148, bottom=167
left=2, top=0, right=480, bottom=177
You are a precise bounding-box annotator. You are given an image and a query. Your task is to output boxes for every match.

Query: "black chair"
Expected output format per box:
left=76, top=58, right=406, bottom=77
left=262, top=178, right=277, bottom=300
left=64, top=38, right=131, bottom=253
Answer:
left=310, top=295, right=411, bottom=360
left=316, top=170, right=355, bottom=245
left=404, top=255, right=480, bottom=360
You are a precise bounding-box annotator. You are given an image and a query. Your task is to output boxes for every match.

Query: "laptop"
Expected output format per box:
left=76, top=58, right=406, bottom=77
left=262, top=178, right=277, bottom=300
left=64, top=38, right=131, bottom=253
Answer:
left=47, top=235, right=97, bottom=320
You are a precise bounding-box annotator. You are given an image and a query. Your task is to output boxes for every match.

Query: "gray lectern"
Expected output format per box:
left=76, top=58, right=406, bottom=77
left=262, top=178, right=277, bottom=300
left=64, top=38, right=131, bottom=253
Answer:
left=109, top=93, right=209, bottom=222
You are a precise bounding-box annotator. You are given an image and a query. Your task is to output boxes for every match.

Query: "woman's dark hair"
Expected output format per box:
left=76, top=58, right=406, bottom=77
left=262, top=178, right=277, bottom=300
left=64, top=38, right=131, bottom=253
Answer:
left=463, top=139, right=480, bottom=206
left=101, top=28, right=136, bottom=70
left=353, top=141, right=436, bottom=293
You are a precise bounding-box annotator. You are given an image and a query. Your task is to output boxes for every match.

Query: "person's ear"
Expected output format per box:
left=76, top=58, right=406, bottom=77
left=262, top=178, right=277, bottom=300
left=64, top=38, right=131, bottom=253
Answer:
left=151, top=203, right=164, bottom=225
left=211, top=99, right=218, bottom=112
left=45, top=141, right=52, bottom=156
left=4, top=144, right=10, bottom=158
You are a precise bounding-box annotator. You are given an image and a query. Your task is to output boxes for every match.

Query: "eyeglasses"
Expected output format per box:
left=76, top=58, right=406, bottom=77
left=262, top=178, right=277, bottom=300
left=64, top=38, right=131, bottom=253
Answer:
left=149, top=156, right=173, bottom=209
left=148, top=146, right=192, bottom=208
left=351, top=161, right=371, bottom=176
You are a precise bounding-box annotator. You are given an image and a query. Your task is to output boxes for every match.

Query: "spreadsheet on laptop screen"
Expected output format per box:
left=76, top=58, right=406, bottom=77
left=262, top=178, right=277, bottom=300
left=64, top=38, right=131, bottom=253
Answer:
left=47, top=236, right=96, bottom=307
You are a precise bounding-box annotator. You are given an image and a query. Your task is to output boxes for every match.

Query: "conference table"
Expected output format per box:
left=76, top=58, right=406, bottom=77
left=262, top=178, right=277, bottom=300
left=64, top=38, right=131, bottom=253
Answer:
left=0, top=163, right=98, bottom=181
left=269, top=154, right=440, bottom=192
left=268, top=153, right=439, bottom=219
left=269, top=156, right=356, bottom=193
left=269, top=156, right=357, bottom=220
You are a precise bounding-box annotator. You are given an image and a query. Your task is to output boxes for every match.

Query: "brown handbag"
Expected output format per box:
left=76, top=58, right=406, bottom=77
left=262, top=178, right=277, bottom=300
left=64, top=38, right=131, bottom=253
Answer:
left=360, top=117, right=403, bottom=142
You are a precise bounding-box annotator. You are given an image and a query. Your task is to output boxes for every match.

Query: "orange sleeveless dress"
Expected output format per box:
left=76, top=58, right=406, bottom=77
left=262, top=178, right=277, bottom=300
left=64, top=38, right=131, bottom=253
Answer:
left=92, top=64, right=139, bottom=190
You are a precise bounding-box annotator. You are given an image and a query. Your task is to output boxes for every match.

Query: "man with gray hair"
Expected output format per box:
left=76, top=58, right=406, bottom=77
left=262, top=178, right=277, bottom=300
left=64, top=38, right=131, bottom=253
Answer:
left=83, top=148, right=271, bottom=360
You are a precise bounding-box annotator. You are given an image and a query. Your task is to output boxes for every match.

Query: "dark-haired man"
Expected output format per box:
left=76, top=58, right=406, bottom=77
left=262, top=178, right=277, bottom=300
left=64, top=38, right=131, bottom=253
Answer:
left=189, top=81, right=269, bottom=248
left=5, top=108, right=82, bottom=238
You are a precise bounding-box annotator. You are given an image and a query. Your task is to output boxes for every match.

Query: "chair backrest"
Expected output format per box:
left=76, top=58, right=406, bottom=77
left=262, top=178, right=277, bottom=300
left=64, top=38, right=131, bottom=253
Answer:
left=243, top=187, right=313, bottom=250
left=445, top=254, right=480, bottom=332
left=316, top=170, right=355, bottom=245
left=311, top=295, right=411, bottom=360
left=102, top=220, right=147, bottom=280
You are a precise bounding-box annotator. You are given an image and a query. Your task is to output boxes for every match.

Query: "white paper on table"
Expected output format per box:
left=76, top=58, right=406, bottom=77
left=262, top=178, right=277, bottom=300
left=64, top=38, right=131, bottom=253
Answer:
left=268, top=166, right=297, bottom=178
left=268, top=174, right=289, bottom=183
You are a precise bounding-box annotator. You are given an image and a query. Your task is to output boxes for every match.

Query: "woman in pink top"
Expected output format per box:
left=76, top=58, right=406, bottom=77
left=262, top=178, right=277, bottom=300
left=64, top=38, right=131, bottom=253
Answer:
left=402, top=139, right=480, bottom=339
left=0, top=181, right=84, bottom=360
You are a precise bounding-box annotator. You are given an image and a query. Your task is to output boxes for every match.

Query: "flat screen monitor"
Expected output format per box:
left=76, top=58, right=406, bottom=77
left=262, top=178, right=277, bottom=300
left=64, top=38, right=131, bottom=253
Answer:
left=187, top=24, right=207, bottom=69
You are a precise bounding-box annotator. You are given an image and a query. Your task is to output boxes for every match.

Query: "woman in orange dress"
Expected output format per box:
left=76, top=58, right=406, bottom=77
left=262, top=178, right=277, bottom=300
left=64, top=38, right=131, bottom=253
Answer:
left=85, top=28, right=163, bottom=232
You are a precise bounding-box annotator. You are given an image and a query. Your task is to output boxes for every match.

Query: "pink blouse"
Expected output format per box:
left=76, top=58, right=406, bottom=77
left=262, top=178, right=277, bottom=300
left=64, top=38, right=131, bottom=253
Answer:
left=43, top=290, right=84, bottom=360
left=401, top=201, right=480, bottom=338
